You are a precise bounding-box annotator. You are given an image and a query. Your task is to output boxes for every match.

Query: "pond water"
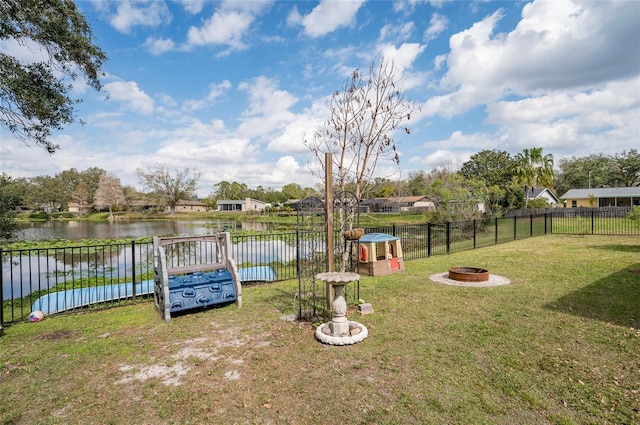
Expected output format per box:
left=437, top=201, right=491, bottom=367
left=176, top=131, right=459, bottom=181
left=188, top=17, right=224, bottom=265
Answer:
left=11, top=219, right=268, bottom=241
left=2, top=220, right=320, bottom=301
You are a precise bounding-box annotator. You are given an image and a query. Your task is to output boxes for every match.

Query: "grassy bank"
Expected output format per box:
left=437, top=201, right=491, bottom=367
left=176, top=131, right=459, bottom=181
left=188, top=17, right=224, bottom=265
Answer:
left=1, top=235, right=639, bottom=424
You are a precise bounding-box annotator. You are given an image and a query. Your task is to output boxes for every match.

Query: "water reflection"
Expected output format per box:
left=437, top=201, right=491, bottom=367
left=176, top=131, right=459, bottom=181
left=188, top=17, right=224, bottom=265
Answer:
left=2, top=236, right=327, bottom=300
left=11, top=219, right=268, bottom=241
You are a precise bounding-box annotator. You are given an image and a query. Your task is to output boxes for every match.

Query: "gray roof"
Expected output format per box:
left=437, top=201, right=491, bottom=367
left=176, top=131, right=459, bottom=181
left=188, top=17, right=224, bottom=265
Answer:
left=560, top=187, right=640, bottom=199
left=528, top=188, right=559, bottom=201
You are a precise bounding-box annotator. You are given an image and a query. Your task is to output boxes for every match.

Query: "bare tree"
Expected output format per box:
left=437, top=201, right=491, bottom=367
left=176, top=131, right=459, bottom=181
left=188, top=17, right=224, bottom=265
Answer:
left=305, top=56, right=416, bottom=205
left=94, top=173, right=125, bottom=219
left=136, top=164, right=199, bottom=214
left=71, top=181, right=90, bottom=215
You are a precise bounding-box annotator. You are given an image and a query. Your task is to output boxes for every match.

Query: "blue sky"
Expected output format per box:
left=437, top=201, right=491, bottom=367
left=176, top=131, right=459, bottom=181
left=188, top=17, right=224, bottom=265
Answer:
left=2, top=0, right=639, bottom=197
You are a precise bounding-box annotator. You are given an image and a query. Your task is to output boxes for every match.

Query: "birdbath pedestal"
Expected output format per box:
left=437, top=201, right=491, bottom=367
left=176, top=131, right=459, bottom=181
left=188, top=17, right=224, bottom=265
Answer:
left=315, top=272, right=359, bottom=337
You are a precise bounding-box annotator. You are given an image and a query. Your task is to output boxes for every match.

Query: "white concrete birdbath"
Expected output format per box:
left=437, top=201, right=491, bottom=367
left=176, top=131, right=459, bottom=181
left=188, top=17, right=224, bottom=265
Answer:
left=314, top=272, right=368, bottom=345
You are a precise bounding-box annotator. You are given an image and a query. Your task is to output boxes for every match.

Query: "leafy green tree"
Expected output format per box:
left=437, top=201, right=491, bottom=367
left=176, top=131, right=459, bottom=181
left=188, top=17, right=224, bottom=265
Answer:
left=56, top=168, right=83, bottom=207
left=612, top=149, right=640, bottom=187
left=556, top=154, right=614, bottom=194
left=211, top=181, right=249, bottom=200
left=406, top=170, right=429, bottom=196
left=1, top=0, right=107, bottom=153
left=513, top=147, right=554, bottom=207
left=367, top=178, right=398, bottom=198
left=424, top=167, right=484, bottom=222
left=459, top=149, right=521, bottom=214
left=24, top=175, right=63, bottom=211
left=0, top=173, right=21, bottom=238
left=281, top=183, right=307, bottom=201
left=459, top=150, right=516, bottom=187
left=137, top=164, right=200, bottom=214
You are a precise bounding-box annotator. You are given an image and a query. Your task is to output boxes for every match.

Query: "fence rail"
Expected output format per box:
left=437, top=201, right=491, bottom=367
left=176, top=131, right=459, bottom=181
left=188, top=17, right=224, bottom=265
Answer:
left=2, top=208, right=638, bottom=325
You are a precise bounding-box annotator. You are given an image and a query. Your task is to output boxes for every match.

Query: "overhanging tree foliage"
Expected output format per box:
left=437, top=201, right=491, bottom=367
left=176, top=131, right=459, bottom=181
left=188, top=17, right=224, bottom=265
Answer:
left=0, top=0, right=107, bottom=153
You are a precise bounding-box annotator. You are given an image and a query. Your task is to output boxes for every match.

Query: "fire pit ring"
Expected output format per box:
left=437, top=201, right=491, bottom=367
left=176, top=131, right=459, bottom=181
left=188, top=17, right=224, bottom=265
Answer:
left=448, top=267, right=489, bottom=282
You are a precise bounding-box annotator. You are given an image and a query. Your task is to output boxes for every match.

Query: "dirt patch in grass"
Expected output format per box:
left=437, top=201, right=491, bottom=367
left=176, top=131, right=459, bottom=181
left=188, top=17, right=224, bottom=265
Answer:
left=32, top=329, right=76, bottom=341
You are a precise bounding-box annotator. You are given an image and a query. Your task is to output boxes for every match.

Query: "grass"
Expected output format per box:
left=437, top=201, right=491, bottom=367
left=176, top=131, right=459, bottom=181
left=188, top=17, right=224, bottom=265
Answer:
left=1, top=235, right=639, bottom=424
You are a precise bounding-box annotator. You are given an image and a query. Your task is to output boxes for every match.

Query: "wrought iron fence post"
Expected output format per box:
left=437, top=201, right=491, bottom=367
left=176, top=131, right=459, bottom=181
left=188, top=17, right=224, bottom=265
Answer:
left=446, top=221, right=451, bottom=255
left=513, top=216, right=517, bottom=240
left=495, top=217, right=498, bottom=244
left=544, top=212, right=548, bottom=234
left=473, top=219, right=477, bottom=249
left=131, top=241, right=137, bottom=299
left=530, top=214, right=533, bottom=237
left=427, top=222, right=432, bottom=257
left=591, top=210, right=595, bottom=234
left=392, top=224, right=396, bottom=237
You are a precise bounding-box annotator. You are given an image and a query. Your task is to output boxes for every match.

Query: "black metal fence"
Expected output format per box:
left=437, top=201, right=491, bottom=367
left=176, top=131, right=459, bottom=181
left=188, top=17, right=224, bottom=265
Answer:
left=2, top=208, right=638, bottom=325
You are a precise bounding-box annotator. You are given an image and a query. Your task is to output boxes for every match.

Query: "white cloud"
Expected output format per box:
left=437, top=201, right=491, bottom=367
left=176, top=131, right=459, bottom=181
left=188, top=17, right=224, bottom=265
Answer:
left=207, top=80, right=233, bottom=102
left=486, top=77, right=640, bottom=156
left=378, top=43, right=426, bottom=73
left=186, top=1, right=271, bottom=50
left=175, top=0, right=205, bottom=14
left=379, top=22, right=415, bottom=43
left=300, top=0, right=366, bottom=37
left=187, top=10, right=253, bottom=49
left=235, top=77, right=298, bottom=140
left=267, top=111, right=324, bottom=155
left=108, top=1, right=172, bottom=33
left=144, top=37, right=176, bottom=55
left=104, top=81, right=154, bottom=114
left=424, top=13, right=448, bottom=42
left=286, top=5, right=303, bottom=26
left=441, top=0, right=639, bottom=103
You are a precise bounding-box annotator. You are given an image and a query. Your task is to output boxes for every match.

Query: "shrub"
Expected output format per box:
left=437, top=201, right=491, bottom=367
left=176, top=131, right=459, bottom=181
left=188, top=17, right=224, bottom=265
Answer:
left=29, top=211, right=49, bottom=220
left=626, top=205, right=640, bottom=227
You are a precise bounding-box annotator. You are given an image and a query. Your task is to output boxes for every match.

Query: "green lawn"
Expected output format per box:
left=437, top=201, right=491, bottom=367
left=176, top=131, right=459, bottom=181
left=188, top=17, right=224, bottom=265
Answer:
left=1, top=235, right=638, bottom=424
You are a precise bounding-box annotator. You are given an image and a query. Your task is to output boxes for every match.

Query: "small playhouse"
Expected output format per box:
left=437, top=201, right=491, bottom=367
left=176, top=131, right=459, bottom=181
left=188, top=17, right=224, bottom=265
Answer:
left=357, top=233, right=405, bottom=276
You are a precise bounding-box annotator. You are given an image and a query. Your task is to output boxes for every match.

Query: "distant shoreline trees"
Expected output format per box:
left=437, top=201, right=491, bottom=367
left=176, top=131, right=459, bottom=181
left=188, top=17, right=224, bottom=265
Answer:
left=0, top=149, right=637, bottom=238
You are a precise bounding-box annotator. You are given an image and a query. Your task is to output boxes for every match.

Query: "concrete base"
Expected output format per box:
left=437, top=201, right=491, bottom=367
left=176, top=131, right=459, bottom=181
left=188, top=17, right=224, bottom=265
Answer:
left=315, top=321, right=368, bottom=345
left=429, top=273, right=510, bottom=287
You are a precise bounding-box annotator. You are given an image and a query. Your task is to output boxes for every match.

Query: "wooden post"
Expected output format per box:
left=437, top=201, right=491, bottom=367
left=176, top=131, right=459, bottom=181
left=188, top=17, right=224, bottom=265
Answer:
left=325, top=152, right=334, bottom=272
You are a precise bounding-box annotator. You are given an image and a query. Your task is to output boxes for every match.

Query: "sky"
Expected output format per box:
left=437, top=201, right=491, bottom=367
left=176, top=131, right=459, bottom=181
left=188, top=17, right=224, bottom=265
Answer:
left=1, top=0, right=639, bottom=197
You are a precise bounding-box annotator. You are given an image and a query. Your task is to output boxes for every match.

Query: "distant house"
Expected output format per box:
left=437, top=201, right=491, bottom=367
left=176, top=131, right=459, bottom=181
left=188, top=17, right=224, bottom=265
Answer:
left=128, top=200, right=155, bottom=212
left=68, top=202, right=81, bottom=213
left=359, top=196, right=435, bottom=213
left=526, top=188, right=559, bottom=206
left=216, top=198, right=267, bottom=212
left=560, top=187, right=640, bottom=208
left=165, top=199, right=208, bottom=213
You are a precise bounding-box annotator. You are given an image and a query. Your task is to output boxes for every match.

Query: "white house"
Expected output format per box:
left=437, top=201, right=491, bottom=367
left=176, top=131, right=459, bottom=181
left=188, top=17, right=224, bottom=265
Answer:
left=527, top=188, right=559, bottom=206
left=165, top=200, right=208, bottom=213
left=216, top=198, right=268, bottom=212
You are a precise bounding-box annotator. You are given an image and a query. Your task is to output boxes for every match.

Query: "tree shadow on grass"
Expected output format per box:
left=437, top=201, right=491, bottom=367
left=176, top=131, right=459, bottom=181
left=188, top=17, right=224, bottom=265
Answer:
left=590, top=244, right=640, bottom=253
left=545, top=264, right=640, bottom=328
left=263, top=288, right=299, bottom=316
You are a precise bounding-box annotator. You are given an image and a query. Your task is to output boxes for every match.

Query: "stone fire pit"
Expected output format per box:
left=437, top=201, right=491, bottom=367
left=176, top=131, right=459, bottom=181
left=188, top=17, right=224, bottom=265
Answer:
left=448, top=267, right=489, bottom=282
left=430, top=267, right=510, bottom=287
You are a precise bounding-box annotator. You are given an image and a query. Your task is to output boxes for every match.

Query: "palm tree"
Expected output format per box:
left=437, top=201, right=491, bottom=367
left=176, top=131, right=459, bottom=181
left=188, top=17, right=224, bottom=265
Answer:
left=514, top=147, right=554, bottom=207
